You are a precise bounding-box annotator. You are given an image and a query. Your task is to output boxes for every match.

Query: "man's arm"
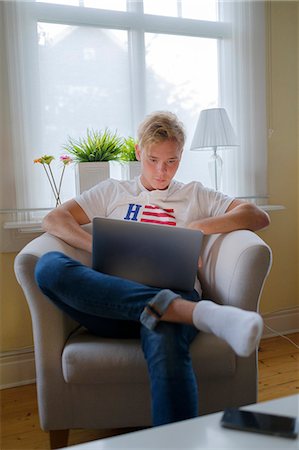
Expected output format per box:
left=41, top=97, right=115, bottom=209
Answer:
left=188, top=199, right=270, bottom=235
left=42, top=199, right=93, bottom=253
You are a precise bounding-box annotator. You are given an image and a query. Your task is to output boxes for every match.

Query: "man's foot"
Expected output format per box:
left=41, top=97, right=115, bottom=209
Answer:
left=192, top=300, right=263, bottom=357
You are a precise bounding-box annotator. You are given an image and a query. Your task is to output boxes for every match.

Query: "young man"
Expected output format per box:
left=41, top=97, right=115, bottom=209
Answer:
left=35, top=111, right=270, bottom=426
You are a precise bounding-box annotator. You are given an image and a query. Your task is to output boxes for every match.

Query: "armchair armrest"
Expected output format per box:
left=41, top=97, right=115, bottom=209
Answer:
left=14, top=228, right=92, bottom=381
left=199, top=230, right=272, bottom=312
left=14, top=228, right=94, bottom=429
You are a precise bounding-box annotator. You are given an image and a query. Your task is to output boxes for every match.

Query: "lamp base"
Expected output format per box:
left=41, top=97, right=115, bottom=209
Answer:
left=208, top=148, right=223, bottom=191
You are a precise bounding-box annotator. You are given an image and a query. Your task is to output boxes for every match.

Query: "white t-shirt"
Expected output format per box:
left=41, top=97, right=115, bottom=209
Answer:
left=76, top=177, right=234, bottom=295
left=75, top=176, right=234, bottom=228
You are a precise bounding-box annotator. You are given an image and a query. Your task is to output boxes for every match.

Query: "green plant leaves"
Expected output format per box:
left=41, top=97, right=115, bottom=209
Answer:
left=121, top=136, right=138, bottom=161
left=63, top=128, right=126, bottom=162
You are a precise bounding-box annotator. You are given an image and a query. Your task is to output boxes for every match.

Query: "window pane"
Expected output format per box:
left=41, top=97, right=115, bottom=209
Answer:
left=145, top=33, right=218, bottom=185
left=37, top=0, right=80, bottom=5
left=37, top=23, right=131, bottom=205
left=84, top=0, right=126, bottom=11
left=36, top=0, right=127, bottom=11
left=143, top=0, right=218, bottom=21
left=181, top=0, right=218, bottom=21
left=144, top=0, right=178, bottom=17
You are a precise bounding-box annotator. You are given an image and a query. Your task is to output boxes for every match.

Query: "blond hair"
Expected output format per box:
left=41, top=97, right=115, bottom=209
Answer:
left=137, top=111, right=185, bottom=151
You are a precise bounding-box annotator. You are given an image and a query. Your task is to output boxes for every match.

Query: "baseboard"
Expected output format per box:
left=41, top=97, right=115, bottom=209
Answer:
left=0, top=347, right=36, bottom=389
left=262, top=306, right=299, bottom=339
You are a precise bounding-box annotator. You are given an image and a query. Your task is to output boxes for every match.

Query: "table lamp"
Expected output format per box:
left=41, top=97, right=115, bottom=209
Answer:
left=190, top=108, right=238, bottom=190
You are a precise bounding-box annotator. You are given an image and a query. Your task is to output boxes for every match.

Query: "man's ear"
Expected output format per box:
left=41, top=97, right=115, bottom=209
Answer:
left=135, top=144, right=141, bottom=161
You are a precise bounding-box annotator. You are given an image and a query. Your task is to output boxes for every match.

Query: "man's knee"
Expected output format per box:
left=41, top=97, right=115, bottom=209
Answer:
left=35, top=251, right=67, bottom=290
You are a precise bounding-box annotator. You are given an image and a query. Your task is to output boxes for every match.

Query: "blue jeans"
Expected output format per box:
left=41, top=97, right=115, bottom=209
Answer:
left=35, top=251, right=200, bottom=426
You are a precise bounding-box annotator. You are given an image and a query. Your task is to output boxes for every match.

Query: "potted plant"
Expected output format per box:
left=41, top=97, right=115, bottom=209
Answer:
left=119, top=136, right=141, bottom=180
left=63, top=128, right=124, bottom=193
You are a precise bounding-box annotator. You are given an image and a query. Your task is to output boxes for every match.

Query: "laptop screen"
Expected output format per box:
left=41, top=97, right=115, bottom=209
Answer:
left=92, top=217, right=203, bottom=292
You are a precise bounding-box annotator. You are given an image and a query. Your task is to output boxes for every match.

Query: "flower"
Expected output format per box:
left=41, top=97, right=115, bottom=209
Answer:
left=34, top=154, right=73, bottom=206
left=60, top=155, right=73, bottom=165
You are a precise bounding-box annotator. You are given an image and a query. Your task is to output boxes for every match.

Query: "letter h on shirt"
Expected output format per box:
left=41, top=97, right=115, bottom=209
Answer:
left=124, top=204, right=142, bottom=221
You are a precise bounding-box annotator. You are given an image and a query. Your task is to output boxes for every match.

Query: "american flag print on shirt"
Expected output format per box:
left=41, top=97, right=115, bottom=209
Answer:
left=140, top=205, right=176, bottom=226
left=123, top=203, right=177, bottom=226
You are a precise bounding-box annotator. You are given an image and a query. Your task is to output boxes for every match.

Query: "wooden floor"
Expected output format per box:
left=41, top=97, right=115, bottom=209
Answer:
left=1, top=333, right=298, bottom=449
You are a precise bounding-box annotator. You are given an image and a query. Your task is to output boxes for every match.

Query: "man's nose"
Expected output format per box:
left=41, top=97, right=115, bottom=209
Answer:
left=157, top=162, right=167, bottom=173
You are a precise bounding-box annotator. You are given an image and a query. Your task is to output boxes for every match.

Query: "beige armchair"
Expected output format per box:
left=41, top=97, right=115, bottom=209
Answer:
left=14, top=227, right=272, bottom=448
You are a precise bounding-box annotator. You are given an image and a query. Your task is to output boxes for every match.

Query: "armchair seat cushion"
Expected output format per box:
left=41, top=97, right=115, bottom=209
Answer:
left=62, top=329, right=149, bottom=384
left=62, top=328, right=236, bottom=385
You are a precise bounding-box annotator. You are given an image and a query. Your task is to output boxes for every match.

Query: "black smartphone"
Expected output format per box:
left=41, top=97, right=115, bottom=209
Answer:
left=220, top=408, right=298, bottom=439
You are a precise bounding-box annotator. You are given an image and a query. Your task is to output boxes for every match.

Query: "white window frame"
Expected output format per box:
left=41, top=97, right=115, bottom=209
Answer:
left=30, top=0, right=230, bottom=132
left=2, top=0, right=230, bottom=212
left=1, top=0, right=269, bottom=235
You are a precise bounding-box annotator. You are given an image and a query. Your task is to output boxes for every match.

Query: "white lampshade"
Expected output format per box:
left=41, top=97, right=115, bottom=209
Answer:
left=190, top=108, right=238, bottom=150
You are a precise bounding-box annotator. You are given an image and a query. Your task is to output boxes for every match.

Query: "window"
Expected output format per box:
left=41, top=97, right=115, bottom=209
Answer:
left=143, top=0, right=217, bottom=20
left=37, top=23, right=132, bottom=204
left=37, top=0, right=127, bottom=11
left=1, top=0, right=267, bottom=210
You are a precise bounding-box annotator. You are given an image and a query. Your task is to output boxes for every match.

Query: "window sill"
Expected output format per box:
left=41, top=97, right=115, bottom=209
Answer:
left=235, top=197, right=285, bottom=212
left=3, top=221, right=43, bottom=233
left=0, top=204, right=285, bottom=253
left=259, top=205, right=285, bottom=212
left=1, top=208, right=50, bottom=252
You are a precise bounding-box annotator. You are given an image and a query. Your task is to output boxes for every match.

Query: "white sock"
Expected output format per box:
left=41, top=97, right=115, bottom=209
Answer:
left=192, top=300, right=263, bottom=357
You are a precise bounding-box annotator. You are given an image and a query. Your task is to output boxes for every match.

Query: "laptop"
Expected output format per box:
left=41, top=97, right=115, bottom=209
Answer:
left=92, top=217, right=203, bottom=292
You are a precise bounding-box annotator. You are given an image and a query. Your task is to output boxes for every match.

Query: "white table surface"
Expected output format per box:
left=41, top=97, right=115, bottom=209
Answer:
left=65, top=395, right=299, bottom=449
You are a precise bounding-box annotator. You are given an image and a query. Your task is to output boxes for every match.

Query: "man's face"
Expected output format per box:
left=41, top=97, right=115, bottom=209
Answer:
left=135, top=139, right=182, bottom=191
